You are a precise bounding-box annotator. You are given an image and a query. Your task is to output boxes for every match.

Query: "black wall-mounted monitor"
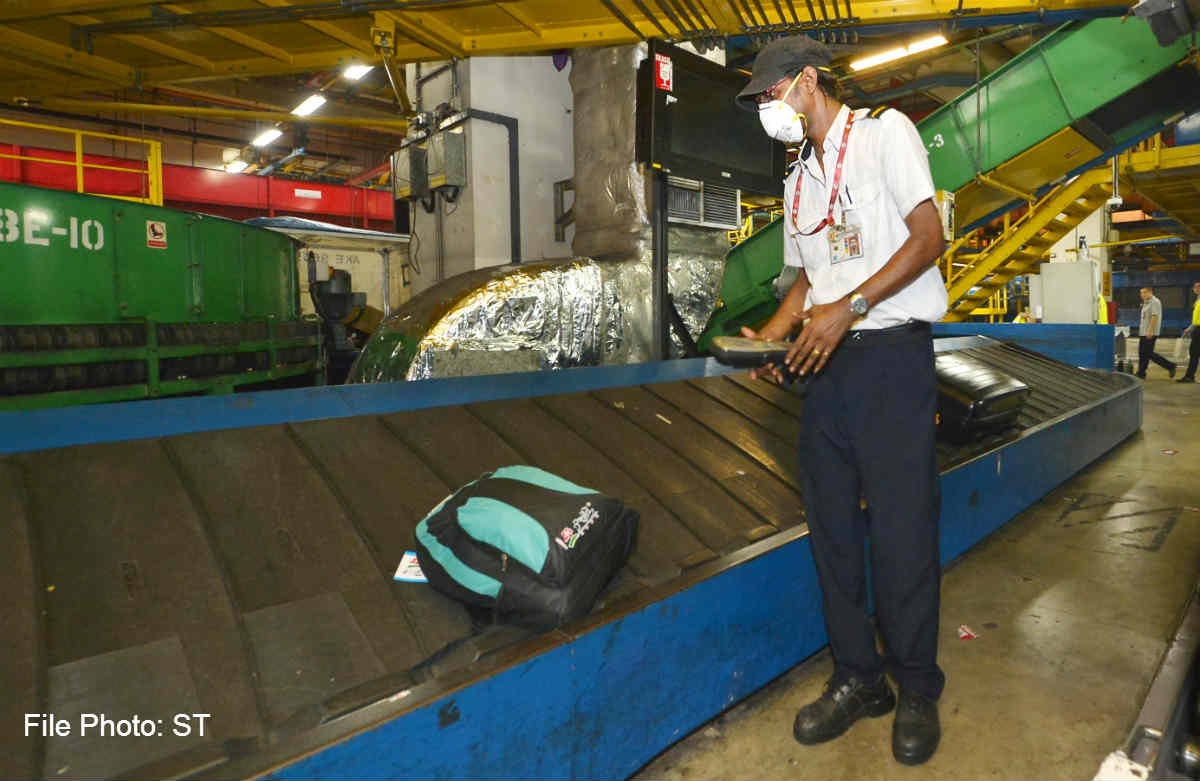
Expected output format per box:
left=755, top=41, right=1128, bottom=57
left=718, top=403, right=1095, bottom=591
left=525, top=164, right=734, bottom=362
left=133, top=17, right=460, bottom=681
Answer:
left=636, top=39, right=787, bottom=197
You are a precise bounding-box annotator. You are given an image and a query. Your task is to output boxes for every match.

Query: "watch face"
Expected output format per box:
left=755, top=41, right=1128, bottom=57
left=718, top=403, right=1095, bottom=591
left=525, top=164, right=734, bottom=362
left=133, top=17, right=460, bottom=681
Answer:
left=851, top=297, right=868, bottom=315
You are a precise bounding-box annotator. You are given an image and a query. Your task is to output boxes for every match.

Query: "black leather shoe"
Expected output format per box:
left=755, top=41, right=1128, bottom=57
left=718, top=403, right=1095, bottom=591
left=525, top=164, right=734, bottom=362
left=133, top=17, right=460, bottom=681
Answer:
left=793, top=675, right=895, bottom=745
left=1179, top=377, right=1196, bottom=383
left=892, top=690, right=940, bottom=765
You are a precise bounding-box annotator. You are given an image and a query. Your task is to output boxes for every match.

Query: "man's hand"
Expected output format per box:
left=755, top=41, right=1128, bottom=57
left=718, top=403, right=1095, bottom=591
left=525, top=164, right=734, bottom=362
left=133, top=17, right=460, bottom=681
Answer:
left=784, top=297, right=858, bottom=376
left=740, top=324, right=792, bottom=382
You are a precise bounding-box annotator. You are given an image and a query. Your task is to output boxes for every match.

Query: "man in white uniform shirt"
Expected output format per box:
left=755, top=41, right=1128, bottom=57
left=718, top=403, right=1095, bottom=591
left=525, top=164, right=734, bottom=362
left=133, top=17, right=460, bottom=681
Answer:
left=736, top=36, right=947, bottom=765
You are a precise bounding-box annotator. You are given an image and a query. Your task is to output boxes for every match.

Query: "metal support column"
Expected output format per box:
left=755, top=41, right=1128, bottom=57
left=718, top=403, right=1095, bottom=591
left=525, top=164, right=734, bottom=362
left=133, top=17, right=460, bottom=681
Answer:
left=651, top=166, right=670, bottom=361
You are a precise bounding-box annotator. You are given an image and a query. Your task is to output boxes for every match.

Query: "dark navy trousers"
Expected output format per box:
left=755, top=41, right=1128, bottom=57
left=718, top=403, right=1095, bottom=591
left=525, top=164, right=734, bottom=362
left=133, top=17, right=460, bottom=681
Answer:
left=797, top=321, right=945, bottom=700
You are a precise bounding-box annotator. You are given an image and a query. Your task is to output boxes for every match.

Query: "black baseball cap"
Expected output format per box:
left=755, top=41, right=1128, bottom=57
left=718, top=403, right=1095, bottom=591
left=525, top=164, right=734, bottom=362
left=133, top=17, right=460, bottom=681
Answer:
left=735, top=36, right=834, bottom=111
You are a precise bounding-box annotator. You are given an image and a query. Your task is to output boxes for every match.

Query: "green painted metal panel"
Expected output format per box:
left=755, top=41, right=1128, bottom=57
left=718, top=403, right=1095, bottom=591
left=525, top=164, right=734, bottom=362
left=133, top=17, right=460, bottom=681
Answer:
left=0, top=181, right=299, bottom=326
left=923, top=18, right=1193, bottom=192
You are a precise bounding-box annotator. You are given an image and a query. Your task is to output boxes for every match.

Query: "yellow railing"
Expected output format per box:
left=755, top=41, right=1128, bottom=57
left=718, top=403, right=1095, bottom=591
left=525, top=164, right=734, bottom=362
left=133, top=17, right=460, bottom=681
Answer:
left=0, top=117, right=163, bottom=206
left=728, top=208, right=784, bottom=245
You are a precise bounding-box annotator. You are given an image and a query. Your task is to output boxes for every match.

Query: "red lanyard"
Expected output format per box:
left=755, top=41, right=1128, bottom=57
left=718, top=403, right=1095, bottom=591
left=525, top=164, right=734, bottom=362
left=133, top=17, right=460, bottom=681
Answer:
left=791, top=111, right=856, bottom=236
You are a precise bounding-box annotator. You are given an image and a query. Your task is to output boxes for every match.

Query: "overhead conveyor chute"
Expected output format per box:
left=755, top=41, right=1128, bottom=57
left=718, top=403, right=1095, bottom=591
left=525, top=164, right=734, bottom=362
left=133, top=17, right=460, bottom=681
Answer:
left=925, top=16, right=1198, bottom=231
left=699, top=16, right=1200, bottom=342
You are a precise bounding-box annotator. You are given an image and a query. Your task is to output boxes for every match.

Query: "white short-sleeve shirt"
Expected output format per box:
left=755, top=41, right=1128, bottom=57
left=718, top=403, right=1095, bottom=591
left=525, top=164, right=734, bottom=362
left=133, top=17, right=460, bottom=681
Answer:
left=782, top=104, right=948, bottom=329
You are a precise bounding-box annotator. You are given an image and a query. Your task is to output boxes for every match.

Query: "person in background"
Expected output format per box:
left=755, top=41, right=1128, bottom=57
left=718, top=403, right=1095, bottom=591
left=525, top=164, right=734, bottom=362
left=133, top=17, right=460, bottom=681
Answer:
left=1012, top=308, right=1032, bottom=324
left=1137, top=287, right=1176, bottom=380
left=1177, top=281, right=1200, bottom=383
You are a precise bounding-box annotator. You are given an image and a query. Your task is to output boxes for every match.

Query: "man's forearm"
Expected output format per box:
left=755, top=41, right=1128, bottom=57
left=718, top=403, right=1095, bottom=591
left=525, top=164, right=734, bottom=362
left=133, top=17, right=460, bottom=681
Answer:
left=763, top=273, right=811, bottom=338
left=1150, top=315, right=1159, bottom=333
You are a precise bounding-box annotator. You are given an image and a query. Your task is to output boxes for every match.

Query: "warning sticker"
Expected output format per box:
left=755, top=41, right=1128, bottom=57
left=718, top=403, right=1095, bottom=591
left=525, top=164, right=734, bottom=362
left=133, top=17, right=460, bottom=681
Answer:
left=146, top=220, right=167, bottom=249
left=654, top=53, right=673, bottom=92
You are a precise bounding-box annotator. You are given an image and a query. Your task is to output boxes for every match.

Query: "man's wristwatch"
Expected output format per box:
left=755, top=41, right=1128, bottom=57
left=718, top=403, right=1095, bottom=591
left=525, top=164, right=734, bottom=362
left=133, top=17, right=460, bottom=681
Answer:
left=849, top=292, right=869, bottom=317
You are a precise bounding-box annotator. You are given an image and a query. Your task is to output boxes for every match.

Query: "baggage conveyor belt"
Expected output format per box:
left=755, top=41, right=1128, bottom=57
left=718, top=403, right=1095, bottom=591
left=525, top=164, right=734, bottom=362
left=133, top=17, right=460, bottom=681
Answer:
left=0, top=336, right=1141, bottom=780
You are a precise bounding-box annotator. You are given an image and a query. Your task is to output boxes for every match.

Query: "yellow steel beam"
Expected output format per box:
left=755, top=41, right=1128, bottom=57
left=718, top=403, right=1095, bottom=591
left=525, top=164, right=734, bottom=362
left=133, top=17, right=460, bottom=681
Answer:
left=32, top=98, right=409, bottom=132
left=1122, top=144, right=1200, bottom=237
left=138, top=49, right=387, bottom=84
left=375, top=11, right=461, bottom=59
left=0, top=0, right=157, bottom=22
left=1065, top=235, right=1184, bottom=251
left=0, top=54, right=83, bottom=81
left=0, top=24, right=137, bottom=84
left=462, top=20, right=642, bottom=54
left=408, top=10, right=467, bottom=50
left=974, top=172, right=1035, bottom=204
left=5, top=42, right=430, bottom=99
left=493, top=1, right=543, bottom=36
left=379, top=10, right=466, bottom=59
left=465, top=0, right=1120, bottom=50
left=6, top=77, right=114, bottom=100
left=694, top=0, right=744, bottom=34
left=1122, top=143, right=1200, bottom=175
left=253, top=0, right=375, bottom=55
left=159, top=3, right=294, bottom=63
left=64, top=14, right=217, bottom=71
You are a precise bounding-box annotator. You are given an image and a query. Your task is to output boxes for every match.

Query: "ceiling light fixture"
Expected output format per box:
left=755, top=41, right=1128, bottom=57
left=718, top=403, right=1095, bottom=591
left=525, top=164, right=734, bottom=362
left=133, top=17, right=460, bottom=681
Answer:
left=291, top=94, right=327, bottom=117
left=849, top=34, right=949, bottom=71
left=251, top=128, right=282, bottom=147
left=225, top=160, right=249, bottom=174
left=343, top=64, right=374, bottom=81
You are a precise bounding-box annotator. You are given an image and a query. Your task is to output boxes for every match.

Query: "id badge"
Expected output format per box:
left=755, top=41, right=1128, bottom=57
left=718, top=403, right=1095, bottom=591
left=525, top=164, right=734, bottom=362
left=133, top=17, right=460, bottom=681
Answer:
left=829, top=223, right=864, bottom=264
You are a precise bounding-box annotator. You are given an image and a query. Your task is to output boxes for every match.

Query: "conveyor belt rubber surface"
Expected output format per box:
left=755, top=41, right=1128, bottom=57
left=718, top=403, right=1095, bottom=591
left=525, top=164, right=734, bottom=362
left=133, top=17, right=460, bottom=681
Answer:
left=0, top=337, right=1138, bottom=780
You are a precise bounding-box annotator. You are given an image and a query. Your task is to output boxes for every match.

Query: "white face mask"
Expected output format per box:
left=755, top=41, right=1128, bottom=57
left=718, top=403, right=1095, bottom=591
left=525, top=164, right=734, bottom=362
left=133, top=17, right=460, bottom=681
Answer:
left=757, top=72, right=807, bottom=143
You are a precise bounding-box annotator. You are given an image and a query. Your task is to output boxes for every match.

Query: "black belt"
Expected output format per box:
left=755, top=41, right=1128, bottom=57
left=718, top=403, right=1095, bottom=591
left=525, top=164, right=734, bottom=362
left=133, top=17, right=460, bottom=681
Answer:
left=842, top=320, right=931, bottom=347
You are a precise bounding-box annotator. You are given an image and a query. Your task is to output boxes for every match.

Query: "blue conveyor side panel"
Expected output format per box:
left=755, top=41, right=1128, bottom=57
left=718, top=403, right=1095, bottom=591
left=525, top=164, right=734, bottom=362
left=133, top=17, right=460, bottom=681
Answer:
left=0, top=358, right=735, bottom=456
left=933, top=323, right=1115, bottom=370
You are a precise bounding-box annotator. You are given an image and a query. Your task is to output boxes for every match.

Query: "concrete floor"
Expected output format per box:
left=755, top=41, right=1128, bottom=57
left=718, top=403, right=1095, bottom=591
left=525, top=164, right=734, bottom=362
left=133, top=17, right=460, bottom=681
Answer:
left=635, top=352, right=1200, bottom=780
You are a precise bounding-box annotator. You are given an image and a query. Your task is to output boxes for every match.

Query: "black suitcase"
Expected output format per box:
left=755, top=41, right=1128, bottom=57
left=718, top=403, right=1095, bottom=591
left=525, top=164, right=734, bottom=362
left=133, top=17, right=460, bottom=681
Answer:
left=935, top=352, right=1031, bottom=443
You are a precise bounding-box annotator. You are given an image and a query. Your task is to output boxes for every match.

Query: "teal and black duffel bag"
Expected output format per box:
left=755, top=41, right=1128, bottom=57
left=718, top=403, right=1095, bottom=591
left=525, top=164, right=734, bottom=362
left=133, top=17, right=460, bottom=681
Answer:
left=414, top=466, right=639, bottom=630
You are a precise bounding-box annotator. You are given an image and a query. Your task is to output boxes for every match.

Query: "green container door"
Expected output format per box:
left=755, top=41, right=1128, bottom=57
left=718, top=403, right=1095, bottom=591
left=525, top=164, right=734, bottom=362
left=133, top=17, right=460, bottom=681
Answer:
left=113, top=204, right=197, bottom=319
left=0, top=181, right=299, bottom=326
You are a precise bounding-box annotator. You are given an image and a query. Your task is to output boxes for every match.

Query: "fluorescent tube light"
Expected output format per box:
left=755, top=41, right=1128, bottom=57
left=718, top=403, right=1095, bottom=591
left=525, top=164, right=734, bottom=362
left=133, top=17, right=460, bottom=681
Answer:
left=291, top=94, right=327, bottom=117
left=225, top=160, right=249, bottom=173
left=850, top=34, right=948, bottom=71
left=343, top=64, right=374, bottom=81
left=251, top=128, right=282, bottom=147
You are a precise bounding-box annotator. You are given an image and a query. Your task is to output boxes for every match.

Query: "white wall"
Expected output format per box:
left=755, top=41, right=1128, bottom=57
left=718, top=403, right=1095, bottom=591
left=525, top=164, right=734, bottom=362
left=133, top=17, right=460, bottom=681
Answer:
left=468, top=56, right=575, bottom=267
left=1048, top=203, right=1109, bottom=271
left=401, top=56, right=574, bottom=293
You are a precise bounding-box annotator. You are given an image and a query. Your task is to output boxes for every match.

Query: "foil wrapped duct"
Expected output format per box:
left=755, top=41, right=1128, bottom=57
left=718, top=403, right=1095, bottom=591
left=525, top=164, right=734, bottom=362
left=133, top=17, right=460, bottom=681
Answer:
left=347, top=245, right=727, bottom=382
left=349, top=259, right=624, bottom=382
